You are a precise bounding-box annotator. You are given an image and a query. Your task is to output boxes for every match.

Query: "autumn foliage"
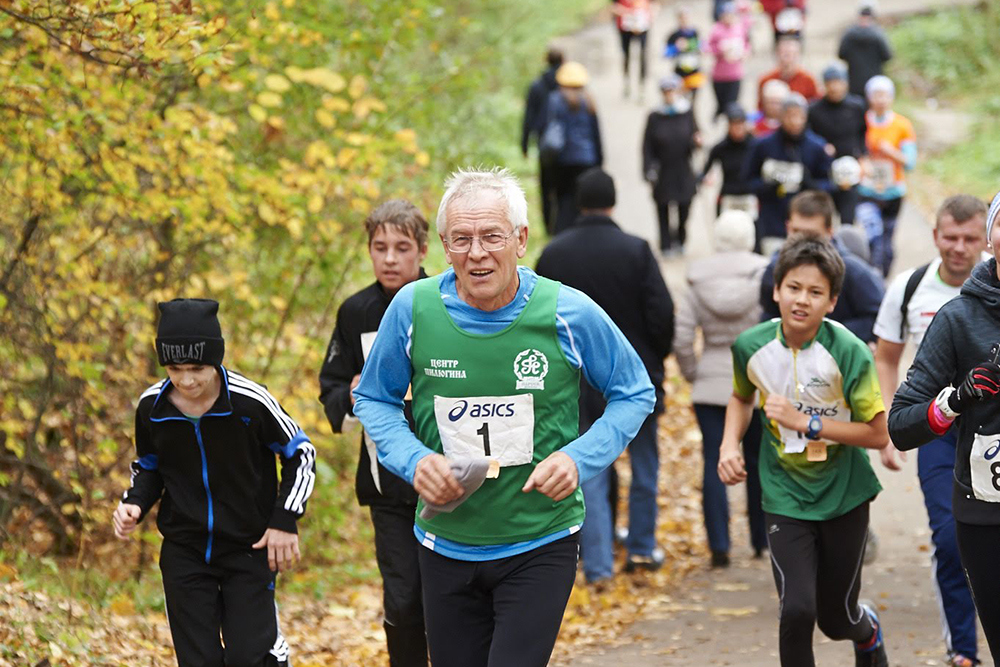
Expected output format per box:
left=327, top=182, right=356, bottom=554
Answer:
left=0, top=0, right=430, bottom=555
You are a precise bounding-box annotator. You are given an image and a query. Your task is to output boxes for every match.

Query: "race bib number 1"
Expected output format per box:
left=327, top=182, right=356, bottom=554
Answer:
left=970, top=433, right=1000, bottom=502
left=433, top=394, right=535, bottom=468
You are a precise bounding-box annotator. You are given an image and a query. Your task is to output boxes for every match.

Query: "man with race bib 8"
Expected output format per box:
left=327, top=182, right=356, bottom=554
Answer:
left=719, top=235, right=890, bottom=667
left=889, top=192, right=1000, bottom=663
left=353, top=168, right=655, bottom=667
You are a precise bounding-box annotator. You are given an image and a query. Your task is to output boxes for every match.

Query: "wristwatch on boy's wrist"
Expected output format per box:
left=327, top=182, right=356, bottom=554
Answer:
left=805, top=415, right=823, bottom=440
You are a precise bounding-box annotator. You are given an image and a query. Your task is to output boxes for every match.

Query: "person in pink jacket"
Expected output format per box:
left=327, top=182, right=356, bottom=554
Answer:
left=707, top=1, right=752, bottom=118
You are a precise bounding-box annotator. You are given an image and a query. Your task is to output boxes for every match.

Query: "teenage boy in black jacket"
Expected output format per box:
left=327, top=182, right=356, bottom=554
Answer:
left=319, top=200, right=429, bottom=667
left=114, top=298, right=316, bottom=667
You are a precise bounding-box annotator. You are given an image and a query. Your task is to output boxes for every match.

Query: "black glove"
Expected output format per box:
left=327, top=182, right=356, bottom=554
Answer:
left=949, top=361, right=1000, bottom=414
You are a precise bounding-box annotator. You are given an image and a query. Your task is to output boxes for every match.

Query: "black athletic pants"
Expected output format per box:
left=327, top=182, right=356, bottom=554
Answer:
left=713, top=79, right=741, bottom=118
left=656, top=200, right=692, bottom=251
left=418, top=533, right=579, bottom=667
left=955, top=520, right=1000, bottom=661
left=765, top=502, right=874, bottom=667
left=618, top=29, right=648, bottom=83
left=371, top=506, right=428, bottom=667
left=160, top=539, right=287, bottom=667
left=538, top=156, right=557, bottom=236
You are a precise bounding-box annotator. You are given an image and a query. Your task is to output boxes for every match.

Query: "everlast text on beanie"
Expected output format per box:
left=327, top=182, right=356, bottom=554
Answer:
left=155, top=298, right=225, bottom=367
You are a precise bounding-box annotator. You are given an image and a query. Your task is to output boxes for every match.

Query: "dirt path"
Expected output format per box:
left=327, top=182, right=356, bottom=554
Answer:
left=553, top=0, right=982, bottom=665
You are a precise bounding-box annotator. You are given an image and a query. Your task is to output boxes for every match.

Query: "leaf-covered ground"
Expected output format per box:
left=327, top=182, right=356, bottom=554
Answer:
left=1, top=366, right=710, bottom=666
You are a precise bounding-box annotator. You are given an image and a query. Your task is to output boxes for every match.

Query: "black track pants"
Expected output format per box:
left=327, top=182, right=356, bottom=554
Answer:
left=955, top=520, right=1000, bottom=661
left=765, top=502, right=874, bottom=667
left=160, top=540, right=287, bottom=667
left=370, top=506, right=428, bottom=667
left=418, top=533, right=579, bottom=667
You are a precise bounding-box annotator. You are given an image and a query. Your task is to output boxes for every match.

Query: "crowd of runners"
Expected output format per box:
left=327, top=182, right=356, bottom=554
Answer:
left=107, top=2, right=1000, bottom=667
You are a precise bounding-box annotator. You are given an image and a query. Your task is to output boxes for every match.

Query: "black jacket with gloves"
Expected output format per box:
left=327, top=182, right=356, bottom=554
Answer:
left=889, top=258, right=1000, bottom=525
left=123, top=367, right=316, bottom=562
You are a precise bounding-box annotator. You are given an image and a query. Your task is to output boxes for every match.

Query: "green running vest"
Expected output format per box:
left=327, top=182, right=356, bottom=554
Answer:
left=410, top=274, right=585, bottom=544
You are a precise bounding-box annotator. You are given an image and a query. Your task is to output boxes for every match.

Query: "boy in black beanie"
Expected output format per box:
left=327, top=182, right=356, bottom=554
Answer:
left=113, top=298, right=315, bottom=667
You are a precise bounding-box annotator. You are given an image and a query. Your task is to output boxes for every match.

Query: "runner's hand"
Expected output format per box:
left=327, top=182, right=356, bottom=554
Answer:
left=878, top=442, right=907, bottom=471
left=523, top=451, right=578, bottom=501
left=763, top=394, right=807, bottom=432
left=949, top=361, right=1000, bottom=414
left=414, top=453, right=464, bottom=505
left=113, top=502, right=142, bottom=540
left=349, top=374, right=361, bottom=406
left=718, top=445, right=746, bottom=485
left=252, top=528, right=300, bottom=572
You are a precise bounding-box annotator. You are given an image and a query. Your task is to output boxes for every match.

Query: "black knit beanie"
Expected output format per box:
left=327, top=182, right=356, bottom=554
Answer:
left=155, top=298, right=225, bottom=367
left=576, top=167, right=616, bottom=210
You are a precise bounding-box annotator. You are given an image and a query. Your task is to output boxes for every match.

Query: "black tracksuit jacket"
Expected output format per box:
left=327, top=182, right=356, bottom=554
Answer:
left=808, top=95, right=868, bottom=159
left=889, top=259, right=1000, bottom=525
left=318, top=275, right=425, bottom=508
left=123, top=367, right=316, bottom=562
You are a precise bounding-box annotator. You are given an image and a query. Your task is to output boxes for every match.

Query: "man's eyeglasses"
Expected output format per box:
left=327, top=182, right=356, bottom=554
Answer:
left=444, top=230, right=516, bottom=253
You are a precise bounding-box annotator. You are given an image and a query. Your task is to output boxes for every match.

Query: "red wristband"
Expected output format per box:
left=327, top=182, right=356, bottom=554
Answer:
left=927, top=400, right=955, bottom=436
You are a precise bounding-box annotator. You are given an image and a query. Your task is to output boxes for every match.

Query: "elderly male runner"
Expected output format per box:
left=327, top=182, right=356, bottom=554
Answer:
left=354, top=168, right=655, bottom=667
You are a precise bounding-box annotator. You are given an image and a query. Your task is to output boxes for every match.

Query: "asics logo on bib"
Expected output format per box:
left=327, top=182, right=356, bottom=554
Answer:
left=447, top=399, right=517, bottom=422
left=793, top=402, right=839, bottom=417
left=984, top=439, right=1000, bottom=461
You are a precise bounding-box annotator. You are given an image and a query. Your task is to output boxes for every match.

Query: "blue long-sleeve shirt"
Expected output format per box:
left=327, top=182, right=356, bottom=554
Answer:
left=353, top=267, right=655, bottom=560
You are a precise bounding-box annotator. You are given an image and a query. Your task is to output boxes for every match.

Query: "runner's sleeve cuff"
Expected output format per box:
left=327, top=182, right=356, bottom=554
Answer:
left=927, top=400, right=955, bottom=436
left=268, top=509, right=299, bottom=533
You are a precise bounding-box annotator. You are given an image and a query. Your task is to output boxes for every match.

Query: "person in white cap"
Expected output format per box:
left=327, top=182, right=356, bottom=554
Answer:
left=857, top=74, right=916, bottom=277
left=890, top=190, right=1000, bottom=664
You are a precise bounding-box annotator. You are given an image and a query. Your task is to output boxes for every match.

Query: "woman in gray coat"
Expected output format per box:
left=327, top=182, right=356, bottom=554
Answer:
left=674, top=210, right=769, bottom=567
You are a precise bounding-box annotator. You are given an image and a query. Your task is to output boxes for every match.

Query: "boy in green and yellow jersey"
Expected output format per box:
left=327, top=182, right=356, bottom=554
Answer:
left=718, top=235, right=890, bottom=667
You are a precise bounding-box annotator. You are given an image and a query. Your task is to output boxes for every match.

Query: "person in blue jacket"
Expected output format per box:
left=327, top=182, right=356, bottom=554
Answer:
left=743, top=93, right=833, bottom=256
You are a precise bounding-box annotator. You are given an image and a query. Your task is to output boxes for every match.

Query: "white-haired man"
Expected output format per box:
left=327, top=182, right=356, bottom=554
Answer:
left=354, top=168, right=655, bottom=666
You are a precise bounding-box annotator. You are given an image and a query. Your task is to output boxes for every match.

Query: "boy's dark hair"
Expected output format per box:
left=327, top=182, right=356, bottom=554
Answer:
left=547, top=47, right=564, bottom=68
left=774, top=234, right=846, bottom=298
left=789, top=190, right=835, bottom=230
left=937, top=194, right=987, bottom=227
left=364, top=199, right=429, bottom=249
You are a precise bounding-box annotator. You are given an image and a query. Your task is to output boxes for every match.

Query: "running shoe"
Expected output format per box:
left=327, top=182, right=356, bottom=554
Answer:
left=624, top=547, right=665, bottom=573
left=854, top=601, right=888, bottom=667
left=948, top=655, right=975, bottom=667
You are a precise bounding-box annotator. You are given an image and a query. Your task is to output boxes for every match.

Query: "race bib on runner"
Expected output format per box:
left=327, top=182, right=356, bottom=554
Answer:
left=776, top=402, right=844, bottom=455
left=970, top=433, right=1000, bottom=502
left=433, top=394, right=535, bottom=468
left=863, top=158, right=895, bottom=193
left=677, top=53, right=700, bottom=73
left=762, top=159, right=804, bottom=191
left=621, top=9, right=651, bottom=33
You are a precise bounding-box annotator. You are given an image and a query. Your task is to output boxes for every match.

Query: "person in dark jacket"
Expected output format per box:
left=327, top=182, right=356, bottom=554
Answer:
left=643, top=74, right=701, bottom=256
left=318, top=200, right=429, bottom=667
left=522, top=47, right=564, bottom=235
left=838, top=2, right=892, bottom=99
left=699, top=103, right=756, bottom=217
left=114, top=298, right=315, bottom=667
left=759, top=190, right=884, bottom=343
left=744, top=93, right=833, bottom=256
left=536, top=167, right=674, bottom=583
left=809, top=63, right=867, bottom=225
left=545, top=61, right=604, bottom=235
left=888, top=192, right=1000, bottom=663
